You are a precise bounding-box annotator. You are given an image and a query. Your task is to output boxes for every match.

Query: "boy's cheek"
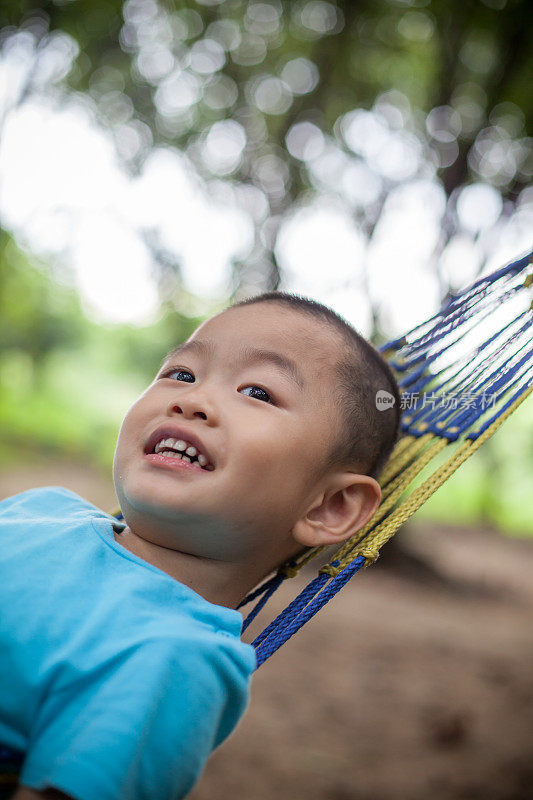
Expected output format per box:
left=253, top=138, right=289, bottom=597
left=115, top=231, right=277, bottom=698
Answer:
left=113, top=425, right=145, bottom=486
left=116, top=399, right=155, bottom=455
left=112, top=436, right=132, bottom=479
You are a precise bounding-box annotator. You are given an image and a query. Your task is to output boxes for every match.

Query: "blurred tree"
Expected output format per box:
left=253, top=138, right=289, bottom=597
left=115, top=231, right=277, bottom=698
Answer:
left=0, top=232, right=86, bottom=375
left=1, top=0, right=530, bottom=309
left=0, top=0, right=531, bottom=539
left=0, top=226, right=203, bottom=465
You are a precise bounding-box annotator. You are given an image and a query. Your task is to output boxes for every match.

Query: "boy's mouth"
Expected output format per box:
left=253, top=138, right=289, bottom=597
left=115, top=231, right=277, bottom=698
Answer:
left=145, top=451, right=214, bottom=473
left=144, top=427, right=215, bottom=471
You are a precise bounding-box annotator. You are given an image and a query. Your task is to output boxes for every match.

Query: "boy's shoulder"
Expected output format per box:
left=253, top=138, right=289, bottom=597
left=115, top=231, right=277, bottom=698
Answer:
left=0, top=486, right=103, bottom=519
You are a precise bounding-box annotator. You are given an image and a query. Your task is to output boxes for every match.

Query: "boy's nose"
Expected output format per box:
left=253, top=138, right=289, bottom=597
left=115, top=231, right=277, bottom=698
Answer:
left=171, top=404, right=207, bottom=420
left=167, top=396, right=215, bottom=423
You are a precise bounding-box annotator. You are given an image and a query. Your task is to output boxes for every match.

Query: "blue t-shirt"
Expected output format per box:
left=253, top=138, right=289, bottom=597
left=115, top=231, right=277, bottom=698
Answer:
left=0, top=487, right=257, bottom=800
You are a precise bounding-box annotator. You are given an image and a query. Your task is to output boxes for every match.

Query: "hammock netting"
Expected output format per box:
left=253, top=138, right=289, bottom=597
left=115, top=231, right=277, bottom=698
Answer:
left=237, top=248, right=533, bottom=668
left=0, top=249, right=531, bottom=791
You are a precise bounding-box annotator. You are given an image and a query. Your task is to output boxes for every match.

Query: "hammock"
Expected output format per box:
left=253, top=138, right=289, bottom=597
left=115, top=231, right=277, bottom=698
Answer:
left=0, top=249, right=531, bottom=791
left=237, top=248, right=533, bottom=668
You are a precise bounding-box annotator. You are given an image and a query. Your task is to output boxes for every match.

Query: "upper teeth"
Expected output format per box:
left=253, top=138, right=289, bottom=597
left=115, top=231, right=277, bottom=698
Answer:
left=154, top=437, right=209, bottom=468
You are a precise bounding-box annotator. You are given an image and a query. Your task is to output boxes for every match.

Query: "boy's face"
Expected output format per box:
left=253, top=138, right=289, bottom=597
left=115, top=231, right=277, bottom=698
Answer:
left=113, top=303, right=345, bottom=567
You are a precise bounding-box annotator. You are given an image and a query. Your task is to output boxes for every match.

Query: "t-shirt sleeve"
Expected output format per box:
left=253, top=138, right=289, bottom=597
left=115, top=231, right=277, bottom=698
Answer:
left=19, top=631, right=255, bottom=800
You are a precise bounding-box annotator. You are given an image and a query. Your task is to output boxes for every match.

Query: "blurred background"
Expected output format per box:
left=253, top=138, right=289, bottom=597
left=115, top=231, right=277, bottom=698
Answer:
left=0, top=1, right=532, bottom=798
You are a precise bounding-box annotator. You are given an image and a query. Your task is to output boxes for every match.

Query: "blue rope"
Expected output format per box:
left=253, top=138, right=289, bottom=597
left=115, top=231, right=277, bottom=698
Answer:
left=404, top=335, right=532, bottom=437
left=237, top=571, right=285, bottom=608
left=240, top=573, right=285, bottom=633
left=382, top=251, right=531, bottom=357
left=399, top=316, right=532, bottom=437
left=467, top=370, right=533, bottom=440
left=254, top=557, right=366, bottom=667
left=389, top=275, right=518, bottom=370
left=393, top=282, right=523, bottom=374
left=251, top=572, right=330, bottom=651
left=404, top=311, right=531, bottom=400
left=445, top=345, right=533, bottom=437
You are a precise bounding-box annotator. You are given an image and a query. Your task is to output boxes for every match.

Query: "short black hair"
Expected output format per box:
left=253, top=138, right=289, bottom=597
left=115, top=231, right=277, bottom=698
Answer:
left=233, top=292, right=402, bottom=480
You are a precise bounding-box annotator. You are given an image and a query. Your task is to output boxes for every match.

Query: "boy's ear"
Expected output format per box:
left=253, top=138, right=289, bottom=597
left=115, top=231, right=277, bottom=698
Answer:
left=291, top=473, right=381, bottom=549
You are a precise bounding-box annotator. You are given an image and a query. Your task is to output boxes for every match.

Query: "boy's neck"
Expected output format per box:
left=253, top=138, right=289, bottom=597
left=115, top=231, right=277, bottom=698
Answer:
left=114, top=525, right=268, bottom=611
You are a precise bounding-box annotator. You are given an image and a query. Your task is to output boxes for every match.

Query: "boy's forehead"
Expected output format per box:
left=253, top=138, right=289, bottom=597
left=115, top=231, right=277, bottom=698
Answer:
left=196, top=303, right=341, bottom=362
left=163, top=303, right=343, bottom=378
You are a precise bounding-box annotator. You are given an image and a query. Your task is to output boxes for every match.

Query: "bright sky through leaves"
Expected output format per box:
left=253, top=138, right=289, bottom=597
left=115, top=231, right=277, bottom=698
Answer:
left=0, top=9, right=532, bottom=333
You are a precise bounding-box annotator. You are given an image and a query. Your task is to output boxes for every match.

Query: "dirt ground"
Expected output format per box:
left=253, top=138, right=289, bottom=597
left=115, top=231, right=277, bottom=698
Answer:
left=2, top=463, right=533, bottom=800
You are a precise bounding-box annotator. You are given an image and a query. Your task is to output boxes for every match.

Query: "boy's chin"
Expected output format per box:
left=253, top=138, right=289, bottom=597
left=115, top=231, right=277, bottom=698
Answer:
left=122, top=498, right=253, bottom=560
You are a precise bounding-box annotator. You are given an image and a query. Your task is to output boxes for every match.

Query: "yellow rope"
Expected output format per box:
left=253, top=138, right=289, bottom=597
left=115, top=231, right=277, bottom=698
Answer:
left=381, top=437, right=446, bottom=501
left=279, top=434, right=442, bottom=577
left=280, top=435, right=443, bottom=576
left=288, top=263, right=525, bottom=582
left=387, top=432, right=415, bottom=460
left=322, top=436, right=448, bottom=570
left=321, top=383, right=532, bottom=577
left=379, top=433, right=430, bottom=487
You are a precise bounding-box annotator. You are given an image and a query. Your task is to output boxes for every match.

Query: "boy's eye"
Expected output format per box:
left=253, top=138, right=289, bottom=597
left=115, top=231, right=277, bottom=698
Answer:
left=164, top=369, right=195, bottom=383
left=162, top=369, right=273, bottom=405
left=239, top=385, right=272, bottom=403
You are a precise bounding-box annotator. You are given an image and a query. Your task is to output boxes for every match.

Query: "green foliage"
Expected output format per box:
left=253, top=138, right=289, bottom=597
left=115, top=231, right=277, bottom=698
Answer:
left=3, top=0, right=531, bottom=289
left=0, top=234, right=86, bottom=366
left=0, top=238, right=206, bottom=469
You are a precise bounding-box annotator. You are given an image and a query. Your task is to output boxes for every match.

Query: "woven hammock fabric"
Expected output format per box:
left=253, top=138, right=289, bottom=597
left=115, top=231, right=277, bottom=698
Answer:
left=240, top=249, right=533, bottom=668
left=386, top=252, right=533, bottom=442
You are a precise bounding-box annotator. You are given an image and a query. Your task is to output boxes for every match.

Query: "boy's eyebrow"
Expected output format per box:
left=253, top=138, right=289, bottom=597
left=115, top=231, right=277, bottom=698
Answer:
left=161, top=340, right=304, bottom=388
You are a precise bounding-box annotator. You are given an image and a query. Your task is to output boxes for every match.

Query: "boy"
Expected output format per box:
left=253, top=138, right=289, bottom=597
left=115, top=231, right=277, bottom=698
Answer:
left=0, top=293, right=401, bottom=800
